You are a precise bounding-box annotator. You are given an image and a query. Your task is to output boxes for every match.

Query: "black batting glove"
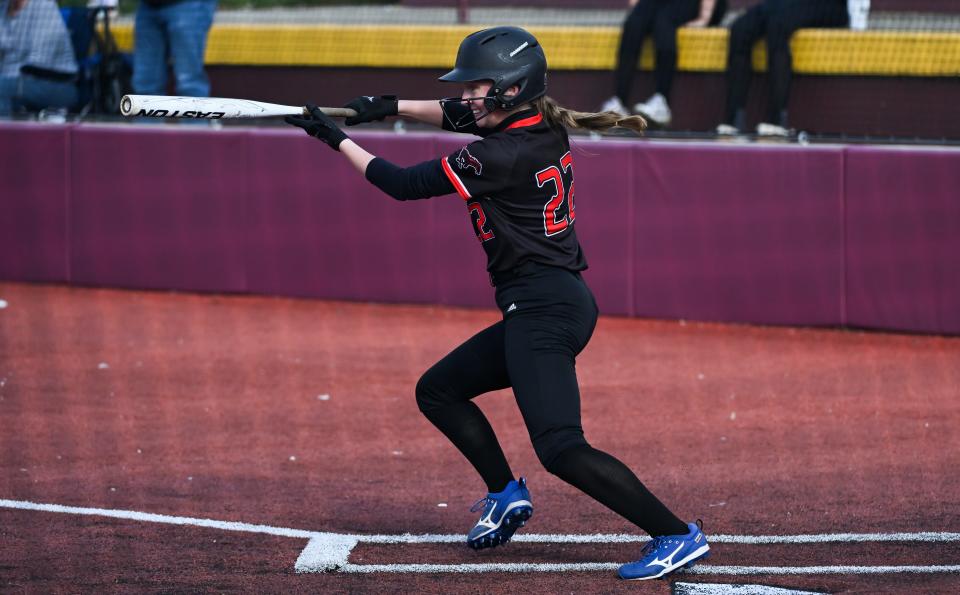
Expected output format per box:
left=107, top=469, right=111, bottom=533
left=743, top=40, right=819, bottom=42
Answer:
left=285, top=103, right=349, bottom=151
left=343, top=95, right=399, bottom=126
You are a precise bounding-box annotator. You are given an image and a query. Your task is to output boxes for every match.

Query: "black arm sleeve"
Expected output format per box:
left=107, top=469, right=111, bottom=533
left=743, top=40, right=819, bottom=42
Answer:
left=364, top=157, right=455, bottom=201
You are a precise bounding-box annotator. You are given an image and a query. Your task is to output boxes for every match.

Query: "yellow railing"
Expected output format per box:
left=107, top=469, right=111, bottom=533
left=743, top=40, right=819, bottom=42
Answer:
left=109, top=24, right=960, bottom=77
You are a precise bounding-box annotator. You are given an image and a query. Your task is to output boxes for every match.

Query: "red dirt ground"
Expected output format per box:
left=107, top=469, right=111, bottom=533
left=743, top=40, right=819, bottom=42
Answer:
left=1, top=282, right=958, bottom=593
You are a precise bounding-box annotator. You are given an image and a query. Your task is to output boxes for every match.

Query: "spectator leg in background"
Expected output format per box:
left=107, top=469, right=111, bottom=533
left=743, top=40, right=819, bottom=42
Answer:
left=16, top=75, right=78, bottom=113
left=723, top=0, right=768, bottom=128
left=132, top=3, right=170, bottom=95
left=0, top=76, right=17, bottom=116
left=709, top=0, right=728, bottom=26
left=166, top=0, right=218, bottom=97
left=614, top=0, right=664, bottom=106
left=651, top=0, right=701, bottom=101
left=765, top=0, right=850, bottom=126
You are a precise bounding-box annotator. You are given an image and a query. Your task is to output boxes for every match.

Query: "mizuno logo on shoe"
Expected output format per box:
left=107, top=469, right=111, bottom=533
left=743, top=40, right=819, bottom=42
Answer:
left=469, top=499, right=532, bottom=540
left=647, top=543, right=685, bottom=569
left=477, top=501, right=498, bottom=527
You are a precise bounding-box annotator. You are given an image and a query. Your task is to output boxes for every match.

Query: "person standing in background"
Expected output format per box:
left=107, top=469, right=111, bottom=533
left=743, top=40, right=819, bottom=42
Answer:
left=0, top=0, right=78, bottom=116
left=601, top=0, right=727, bottom=127
left=132, top=0, right=217, bottom=98
left=717, top=0, right=854, bottom=137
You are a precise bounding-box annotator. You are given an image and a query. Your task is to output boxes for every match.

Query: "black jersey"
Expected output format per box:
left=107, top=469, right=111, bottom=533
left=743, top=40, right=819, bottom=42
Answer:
left=439, top=103, right=588, bottom=276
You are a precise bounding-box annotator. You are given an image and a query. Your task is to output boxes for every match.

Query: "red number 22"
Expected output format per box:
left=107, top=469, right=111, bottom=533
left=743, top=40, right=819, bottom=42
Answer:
left=535, top=151, right=575, bottom=237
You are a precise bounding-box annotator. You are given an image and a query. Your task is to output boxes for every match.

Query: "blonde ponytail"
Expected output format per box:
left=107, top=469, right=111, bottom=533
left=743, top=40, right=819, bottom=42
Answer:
left=534, top=96, right=647, bottom=135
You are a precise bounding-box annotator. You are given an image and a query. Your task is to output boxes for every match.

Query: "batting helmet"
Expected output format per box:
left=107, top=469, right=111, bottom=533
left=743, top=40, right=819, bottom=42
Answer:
left=439, top=26, right=548, bottom=111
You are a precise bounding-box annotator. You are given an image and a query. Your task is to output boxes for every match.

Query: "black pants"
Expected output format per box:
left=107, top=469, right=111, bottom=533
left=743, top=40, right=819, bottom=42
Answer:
left=614, top=0, right=726, bottom=104
left=417, top=264, right=598, bottom=471
left=724, top=0, right=848, bottom=126
left=415, top=263, right=690, bottom=537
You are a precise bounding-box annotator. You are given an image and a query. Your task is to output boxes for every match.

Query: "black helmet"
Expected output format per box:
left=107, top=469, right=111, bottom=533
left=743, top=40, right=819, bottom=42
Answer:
left=439, top=26, right=547, bottom=110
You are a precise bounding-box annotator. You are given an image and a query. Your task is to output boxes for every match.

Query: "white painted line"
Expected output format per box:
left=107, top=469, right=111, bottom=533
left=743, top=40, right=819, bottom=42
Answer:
left=3, top=498, right=960, bottom=578
left=674, top=583, right=823, bottom=595
left=337, top=563, right=960, bottom=575
left=295, top=534, right=359, bottom=573
left=689, top=565, right=960, bottom=575
left=4, top=499, right=959, bottom=546
left=353, top=531, right=960, bottom=545
left=0, top=499, right=316, bottom=539
left=709, top=532, right=960, bottom=544
left=341, top=562, right=621, bottom=573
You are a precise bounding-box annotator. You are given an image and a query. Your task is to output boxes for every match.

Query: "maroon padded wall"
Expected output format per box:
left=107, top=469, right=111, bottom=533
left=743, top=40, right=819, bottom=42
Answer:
left=627, top=143, right=845, bottom=326
left=0, top=125, right=70, bottom=283
left=844, top=147, right=960, bottom=334
left=69, top=125, right=249, bottom=292
left=2, top=122, right=957, bottom=335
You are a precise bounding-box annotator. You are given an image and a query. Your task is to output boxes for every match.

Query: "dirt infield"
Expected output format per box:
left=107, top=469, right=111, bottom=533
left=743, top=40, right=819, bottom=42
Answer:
left=1, top=282, right=958, bottom=593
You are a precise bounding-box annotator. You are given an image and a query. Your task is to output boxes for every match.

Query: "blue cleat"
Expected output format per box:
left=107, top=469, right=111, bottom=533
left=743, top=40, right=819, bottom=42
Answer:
left=466, top=478, right=533, bottom=550
left=618, top=520, right=711, bottom=580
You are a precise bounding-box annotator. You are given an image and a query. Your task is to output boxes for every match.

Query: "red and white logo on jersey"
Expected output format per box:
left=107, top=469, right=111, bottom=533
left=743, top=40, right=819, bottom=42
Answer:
left=455, top=147, right=483, bottom=175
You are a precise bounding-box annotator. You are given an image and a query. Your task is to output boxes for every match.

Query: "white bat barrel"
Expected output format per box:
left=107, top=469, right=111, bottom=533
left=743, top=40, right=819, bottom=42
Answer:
left=119, top=95, right=356, bottom=119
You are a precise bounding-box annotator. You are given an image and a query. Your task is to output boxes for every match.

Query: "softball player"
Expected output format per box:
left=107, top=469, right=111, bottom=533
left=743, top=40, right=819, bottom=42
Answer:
left=285, top=26, right=710, bottom=581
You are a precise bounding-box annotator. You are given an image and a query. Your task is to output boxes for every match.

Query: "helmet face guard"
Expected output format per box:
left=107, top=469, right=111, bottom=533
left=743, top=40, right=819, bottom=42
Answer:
left=438, top=94, right=499, bottom=129
left=439, top=26, right=548, bottom=129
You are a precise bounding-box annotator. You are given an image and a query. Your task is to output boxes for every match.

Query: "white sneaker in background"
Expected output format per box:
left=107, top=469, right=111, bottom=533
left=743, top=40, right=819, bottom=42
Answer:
left=848, top=0, right=871, bottom=30
left=715, top=123, right=739, bottom=136
left=633, top=93, right=672, bottom=126
left=756, top=122, right=790, bottom=137
left=600, top=96, right=630, bottom=117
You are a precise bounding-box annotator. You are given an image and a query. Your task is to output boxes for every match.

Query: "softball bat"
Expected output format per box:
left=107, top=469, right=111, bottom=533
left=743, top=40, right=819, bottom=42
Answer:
left=120, top=95, right=357, bottom=119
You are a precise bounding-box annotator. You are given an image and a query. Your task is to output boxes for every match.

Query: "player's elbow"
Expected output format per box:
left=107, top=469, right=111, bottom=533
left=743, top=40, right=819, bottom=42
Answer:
left=382, top=185, right=411, bottom=201
left=365, top=157, right=407, bottom=200
left=365, top=157, right=452, bottom=201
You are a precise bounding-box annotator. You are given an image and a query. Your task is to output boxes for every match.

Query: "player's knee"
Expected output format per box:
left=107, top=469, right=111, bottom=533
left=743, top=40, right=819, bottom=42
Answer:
left=414, top=369, right=453, bottom=414
left=414, top=372, right=437, bottom=414
left=532, top=429, right=588, bottom=474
